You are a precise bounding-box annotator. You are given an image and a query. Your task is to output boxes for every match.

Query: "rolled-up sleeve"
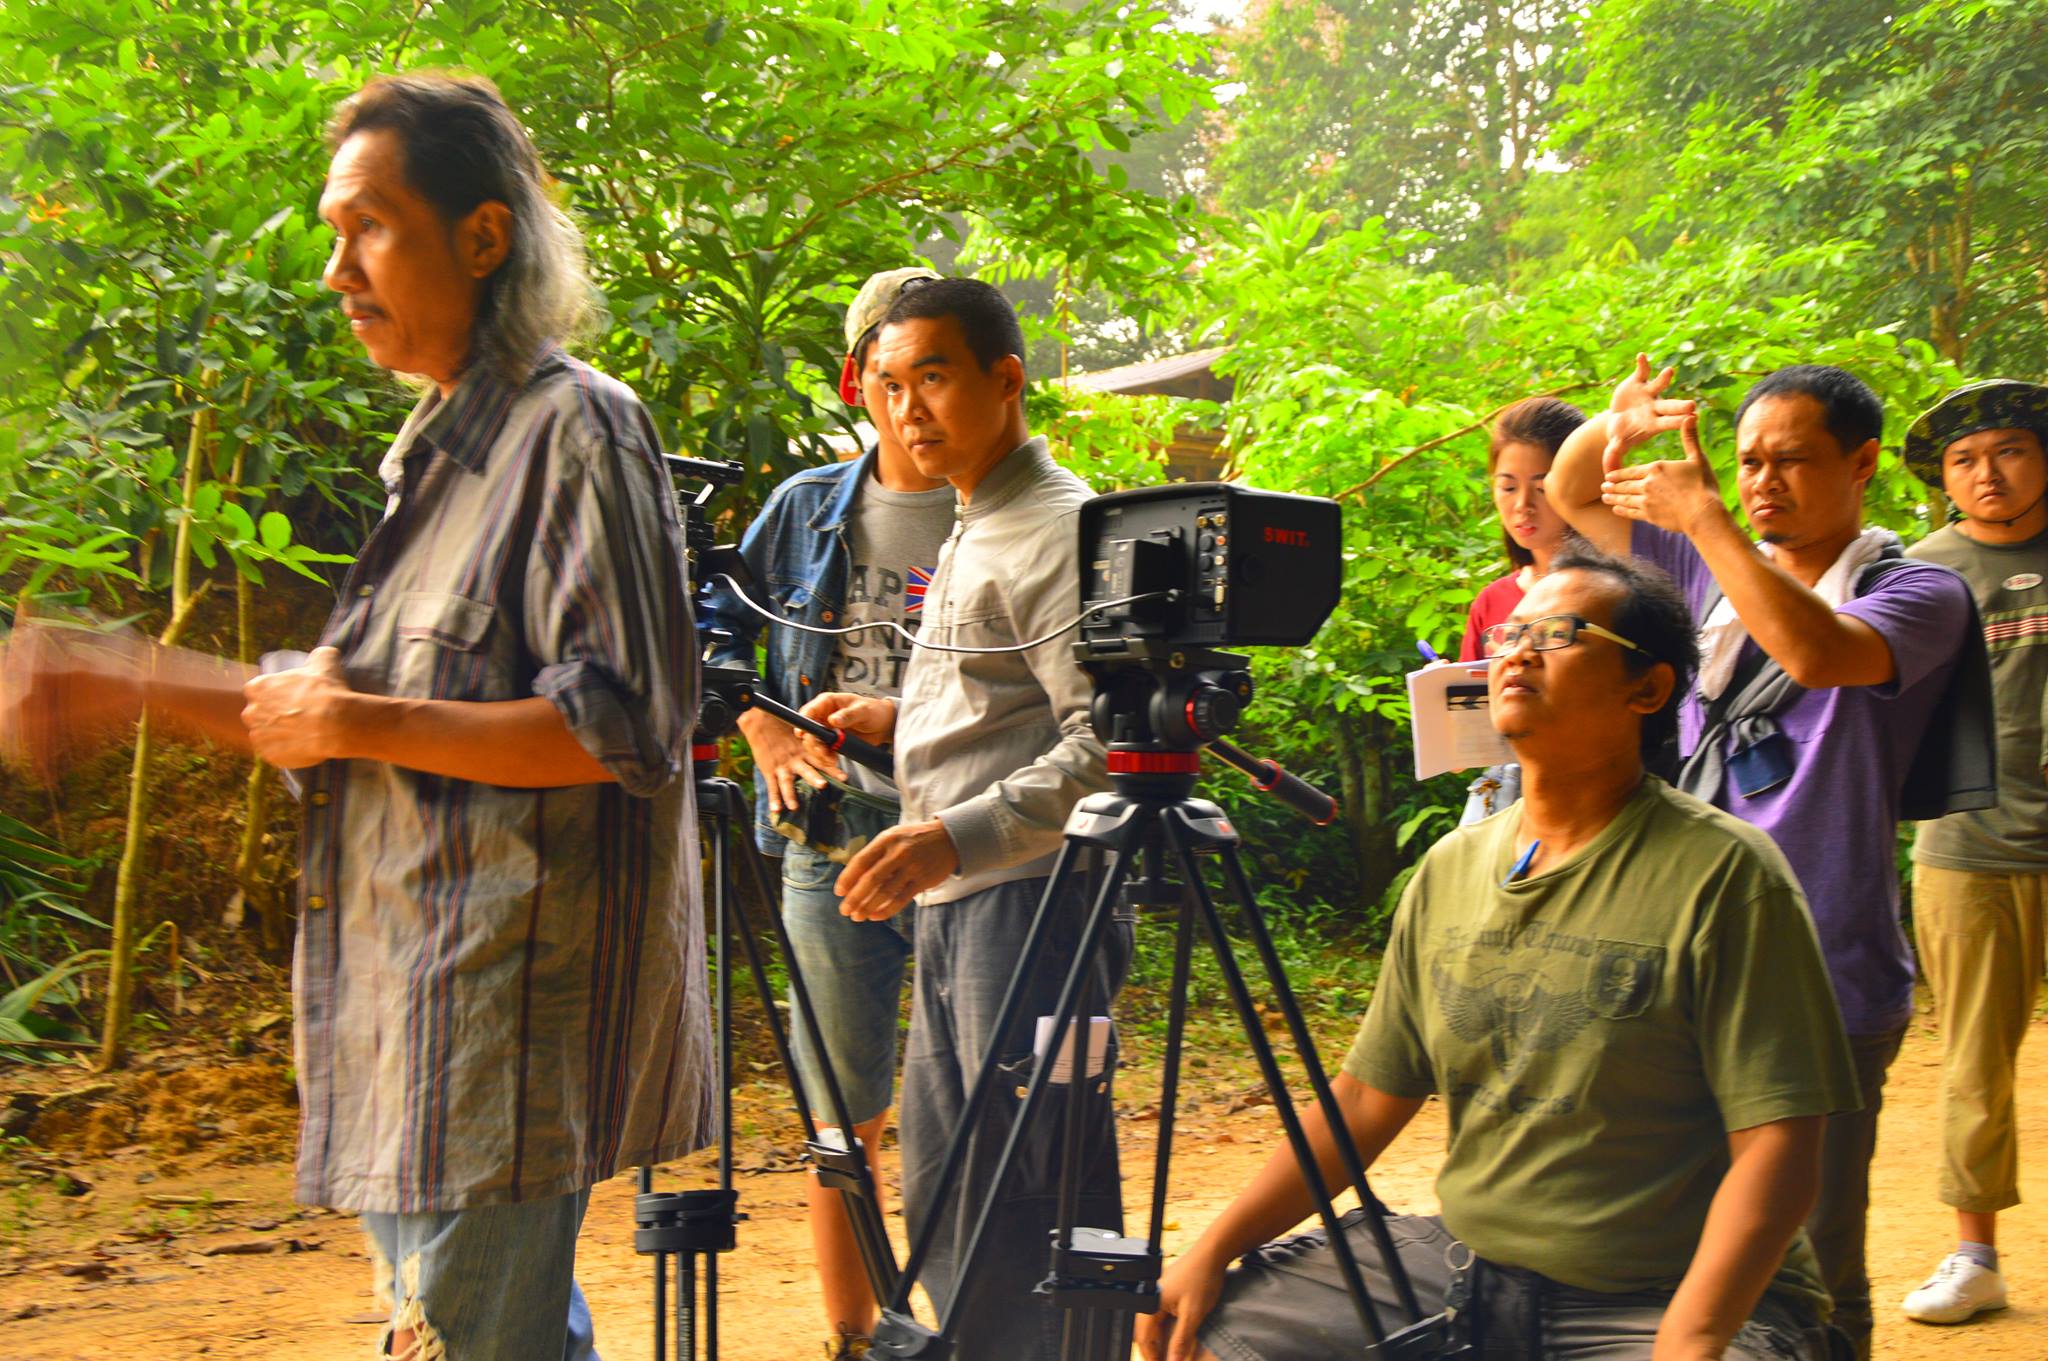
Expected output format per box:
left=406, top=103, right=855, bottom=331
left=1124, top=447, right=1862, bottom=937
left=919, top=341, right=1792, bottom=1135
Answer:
left=527, top=418, right=696, bottom=797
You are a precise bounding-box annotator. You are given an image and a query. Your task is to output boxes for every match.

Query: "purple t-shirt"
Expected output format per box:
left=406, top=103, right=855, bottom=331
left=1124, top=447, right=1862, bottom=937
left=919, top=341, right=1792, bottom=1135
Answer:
left=1631, top=522, right=1970, bottom=1035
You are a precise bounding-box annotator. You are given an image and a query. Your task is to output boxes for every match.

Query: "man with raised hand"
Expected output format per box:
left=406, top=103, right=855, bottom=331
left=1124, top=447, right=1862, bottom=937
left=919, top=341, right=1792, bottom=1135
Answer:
left=797, top=277, right=1118, bottom=1361
left=1894, top=381, right=2048, bottom=1327
left=699, top=265, right=955, bottom=1360
left=1139, top=549, right=1859, bottom=1361
left=1547, top=358, right=1977, bottom=1357
left=5, top=74, right=709, bottom=1360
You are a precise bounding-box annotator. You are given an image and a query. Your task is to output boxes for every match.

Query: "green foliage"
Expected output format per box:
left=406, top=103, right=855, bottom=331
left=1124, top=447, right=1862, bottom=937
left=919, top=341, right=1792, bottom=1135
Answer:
left=1, top=0, right=1216, bottom=601
left=0, top=0, right=396, bottom=610
left=1560, top=0, right=2048, bottom=370
left=1033, top=384, right=1203, bottom=491
left=1209, top=0, right=1577, bottom=279
left=1184, top=199, right=1963, bottom=924
left=1, top=0, right=2042, bottom=976
left=0, top=810, right=103, bottom=1057
left=385, top=0, right=1216, bottom=507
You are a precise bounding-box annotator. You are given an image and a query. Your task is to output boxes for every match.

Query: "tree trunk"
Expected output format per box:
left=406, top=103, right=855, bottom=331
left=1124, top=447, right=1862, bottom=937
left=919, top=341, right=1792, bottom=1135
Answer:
left=229, top=564, right=281, bottom=950
left=225, top=408, right=282, bottom=953
left=1336, top=709, right=1400, bottom=906
left=97, top=400, right=208, bottom=1071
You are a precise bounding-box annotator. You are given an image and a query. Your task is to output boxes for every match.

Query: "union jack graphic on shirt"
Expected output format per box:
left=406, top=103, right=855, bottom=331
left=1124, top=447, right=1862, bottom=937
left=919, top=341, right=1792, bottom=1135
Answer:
left=905, top=565, right=934, bottom=615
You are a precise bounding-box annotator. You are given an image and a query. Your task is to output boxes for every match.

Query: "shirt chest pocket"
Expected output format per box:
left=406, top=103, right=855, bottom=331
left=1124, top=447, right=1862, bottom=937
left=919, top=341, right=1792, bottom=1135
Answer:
left=928, top=583, right=1011, bottom=647
left=391, top=591, right=502, bottom=700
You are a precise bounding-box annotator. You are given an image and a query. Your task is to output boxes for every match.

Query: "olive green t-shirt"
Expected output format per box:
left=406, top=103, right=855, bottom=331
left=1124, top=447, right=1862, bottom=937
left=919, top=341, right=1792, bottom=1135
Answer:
left=1343, top=778, right=1859, bottom=1317
left=1907, top=524, right=2048, bottom=871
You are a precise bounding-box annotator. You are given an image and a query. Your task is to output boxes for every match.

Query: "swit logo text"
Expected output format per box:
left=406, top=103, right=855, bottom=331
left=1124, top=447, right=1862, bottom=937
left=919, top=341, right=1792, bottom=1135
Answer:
left=1264, top=526, right=1309, bottom=546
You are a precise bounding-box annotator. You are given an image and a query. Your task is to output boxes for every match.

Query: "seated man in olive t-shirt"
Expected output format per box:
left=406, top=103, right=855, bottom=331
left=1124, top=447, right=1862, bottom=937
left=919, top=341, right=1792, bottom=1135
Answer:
left=1136, top=548, right=1861, bottom=1361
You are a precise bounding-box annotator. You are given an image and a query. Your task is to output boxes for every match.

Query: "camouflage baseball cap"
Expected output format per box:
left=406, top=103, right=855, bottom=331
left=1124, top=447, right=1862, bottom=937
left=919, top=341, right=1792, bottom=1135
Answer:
left=838, top=267, right=941, bottom=406
left=1903, top=379, right=2048, bottom=486
left=844, top=266, right=942, bottom=356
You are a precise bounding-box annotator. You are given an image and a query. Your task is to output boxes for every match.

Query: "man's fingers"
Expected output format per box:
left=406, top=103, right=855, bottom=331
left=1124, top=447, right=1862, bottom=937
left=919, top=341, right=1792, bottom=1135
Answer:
left=1646, top=363, right=1675, bottom=397
left=306, top=645, right=346, bottom=677
left=798, top=691, right=852, bottom=724
left=1602, top=436, right=1626, bottom=476
left=835, top=839, right=881, bottom=900
left=1681, top=412, right=1707, bottom=463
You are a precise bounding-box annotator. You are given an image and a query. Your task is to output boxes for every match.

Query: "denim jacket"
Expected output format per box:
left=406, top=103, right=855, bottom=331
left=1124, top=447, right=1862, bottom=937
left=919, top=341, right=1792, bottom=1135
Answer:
left=700, top=449, right=877, bottom=851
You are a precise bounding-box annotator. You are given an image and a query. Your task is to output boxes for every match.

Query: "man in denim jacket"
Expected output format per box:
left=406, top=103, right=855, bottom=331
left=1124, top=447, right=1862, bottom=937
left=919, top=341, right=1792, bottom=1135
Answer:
left=700, top=267, right=955, bottom=1360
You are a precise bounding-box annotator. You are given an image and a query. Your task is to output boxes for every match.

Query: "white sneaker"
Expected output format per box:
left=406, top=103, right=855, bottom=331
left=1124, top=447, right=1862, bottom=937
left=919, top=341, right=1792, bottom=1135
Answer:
left=1902, top=1252, right=2009, bottom=1324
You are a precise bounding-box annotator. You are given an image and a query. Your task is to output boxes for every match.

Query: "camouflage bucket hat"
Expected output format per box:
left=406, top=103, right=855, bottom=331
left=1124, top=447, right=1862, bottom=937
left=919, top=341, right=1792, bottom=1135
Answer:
left=838, top=266, right=942, bottom=405
left=1903, top=379, right=2048, bottom=487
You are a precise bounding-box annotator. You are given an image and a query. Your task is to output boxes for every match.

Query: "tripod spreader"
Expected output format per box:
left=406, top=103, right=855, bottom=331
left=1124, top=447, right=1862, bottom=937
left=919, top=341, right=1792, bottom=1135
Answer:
left=1042, top=1227, right=1161, bottom=1312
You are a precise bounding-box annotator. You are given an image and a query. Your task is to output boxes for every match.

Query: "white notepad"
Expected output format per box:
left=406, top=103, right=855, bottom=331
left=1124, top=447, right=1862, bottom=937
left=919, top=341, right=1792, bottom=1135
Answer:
left=1407, top=661, right=1510, bottom=779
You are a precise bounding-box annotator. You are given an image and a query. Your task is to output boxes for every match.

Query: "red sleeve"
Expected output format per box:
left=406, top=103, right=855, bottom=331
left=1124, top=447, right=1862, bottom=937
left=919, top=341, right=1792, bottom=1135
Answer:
left=1458, top=594, right=1489, bottom=662
left=1459, top=573, right=1524, bottom=661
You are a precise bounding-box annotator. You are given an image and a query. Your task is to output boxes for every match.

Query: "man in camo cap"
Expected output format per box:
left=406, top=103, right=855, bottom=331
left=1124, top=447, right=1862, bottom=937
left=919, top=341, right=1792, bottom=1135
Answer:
left=1899, top=379, right=2048, bottom=1327
left=700, top=266, right=952, bottom=1359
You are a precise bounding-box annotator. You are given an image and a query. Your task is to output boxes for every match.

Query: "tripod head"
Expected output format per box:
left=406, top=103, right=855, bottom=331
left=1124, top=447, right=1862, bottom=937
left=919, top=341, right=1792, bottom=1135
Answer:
left=662, top=454, right=894, bottom=781
left=1076, top=638, right=1337, bottom=826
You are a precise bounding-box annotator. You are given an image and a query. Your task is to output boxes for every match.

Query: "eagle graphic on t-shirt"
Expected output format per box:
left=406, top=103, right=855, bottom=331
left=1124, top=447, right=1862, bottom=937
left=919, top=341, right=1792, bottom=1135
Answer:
left=1432, top=954, right=1596, bottom=1070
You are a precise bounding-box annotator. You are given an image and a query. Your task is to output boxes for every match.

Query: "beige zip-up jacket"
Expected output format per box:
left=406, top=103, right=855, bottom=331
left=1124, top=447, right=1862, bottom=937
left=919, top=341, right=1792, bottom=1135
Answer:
left=894, top=437, right=1110, bottom=904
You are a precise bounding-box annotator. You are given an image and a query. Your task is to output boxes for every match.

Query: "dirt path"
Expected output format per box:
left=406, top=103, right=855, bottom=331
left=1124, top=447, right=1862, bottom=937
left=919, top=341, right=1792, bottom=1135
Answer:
left=3, top=1012, right=2043, bottom=1360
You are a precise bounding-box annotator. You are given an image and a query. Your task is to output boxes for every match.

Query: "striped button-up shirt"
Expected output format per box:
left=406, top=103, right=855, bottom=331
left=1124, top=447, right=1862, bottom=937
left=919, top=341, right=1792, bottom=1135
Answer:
left=294, top=348, right=712, bottom=1213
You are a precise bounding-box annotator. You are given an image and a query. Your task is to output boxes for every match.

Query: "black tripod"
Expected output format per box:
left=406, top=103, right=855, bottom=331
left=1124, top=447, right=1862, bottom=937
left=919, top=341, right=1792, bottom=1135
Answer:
left=634, top=458, right=906, bottom=1360
left=870, top=646, right=1458, bottom=1360
left=633, top=682, right=905, bottom=1360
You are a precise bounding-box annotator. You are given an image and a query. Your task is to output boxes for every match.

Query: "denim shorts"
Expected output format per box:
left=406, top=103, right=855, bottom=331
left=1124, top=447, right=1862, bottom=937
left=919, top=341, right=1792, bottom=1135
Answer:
left=359, top=1186, right=599, bottom=1359
left=782, top=841, right=914, bottom=1129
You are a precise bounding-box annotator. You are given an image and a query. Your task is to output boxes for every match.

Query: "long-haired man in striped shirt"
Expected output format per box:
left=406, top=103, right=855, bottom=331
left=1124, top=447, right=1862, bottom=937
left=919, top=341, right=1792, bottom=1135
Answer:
left=4, top=73, right=710, bottom=1360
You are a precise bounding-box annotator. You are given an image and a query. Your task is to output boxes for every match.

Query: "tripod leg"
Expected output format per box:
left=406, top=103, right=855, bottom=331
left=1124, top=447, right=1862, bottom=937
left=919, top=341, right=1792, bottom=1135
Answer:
left=680, top=1254, right=694, bottom=1359
left=654, top=1246, right=668, bottom=1361
left=1052, top=888, right=1103, bottom=1254
left=935, top=846, right=1132, bottom=1348
left=1163, top=818, right=1394, bottom=1347
left=707, top=1252, right=719, bottom=1361
left=1210, top=837, right=1423, bottom=1326
left=1144, top=894, right=1198, bottom=1255
left=888, top=836, right=1093, bottom=1311
left=714, top=806, right=734, bottom=1195
left=714, top=781, right=901, bottom=1305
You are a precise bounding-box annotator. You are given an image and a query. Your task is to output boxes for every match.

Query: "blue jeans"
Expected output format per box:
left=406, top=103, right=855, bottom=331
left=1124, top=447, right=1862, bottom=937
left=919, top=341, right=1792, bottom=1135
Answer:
left=783, top=842, right=915, bottom=1128
left=898, top=873, right=1133, bottom=1361
left=360, top=1187, right=599, bottom=1359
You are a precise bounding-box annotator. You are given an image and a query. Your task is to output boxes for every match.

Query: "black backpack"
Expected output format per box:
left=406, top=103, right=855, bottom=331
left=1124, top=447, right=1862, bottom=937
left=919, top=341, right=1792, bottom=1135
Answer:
left=1675, top=545, right=1996, bottom=819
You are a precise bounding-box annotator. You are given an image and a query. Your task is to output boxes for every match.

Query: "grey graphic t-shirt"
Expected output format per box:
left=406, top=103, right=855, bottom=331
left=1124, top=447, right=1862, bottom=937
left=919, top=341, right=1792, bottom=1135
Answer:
left=826, top=472, right=956, bottom=795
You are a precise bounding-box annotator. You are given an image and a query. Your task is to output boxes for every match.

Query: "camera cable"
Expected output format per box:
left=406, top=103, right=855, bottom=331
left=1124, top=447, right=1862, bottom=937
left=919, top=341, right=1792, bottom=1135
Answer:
left=705, top=573, right=1174, bottom=656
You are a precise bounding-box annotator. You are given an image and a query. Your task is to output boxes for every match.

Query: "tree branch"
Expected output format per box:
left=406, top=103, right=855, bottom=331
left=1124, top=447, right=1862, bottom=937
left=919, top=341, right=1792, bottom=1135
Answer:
left=1334, top=374, right=1616, bottom=502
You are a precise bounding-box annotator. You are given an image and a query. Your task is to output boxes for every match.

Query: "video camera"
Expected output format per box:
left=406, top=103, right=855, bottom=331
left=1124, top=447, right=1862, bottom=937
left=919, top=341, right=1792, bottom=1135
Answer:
left=1075, top=483, right=1343, bottom=822
left=1079, top=482, right=1341, bottom=655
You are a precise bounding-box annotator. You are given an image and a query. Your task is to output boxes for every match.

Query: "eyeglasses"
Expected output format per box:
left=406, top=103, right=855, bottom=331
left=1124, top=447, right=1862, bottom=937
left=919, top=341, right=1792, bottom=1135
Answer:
left=1480, top=613, right=1646, bottom=658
